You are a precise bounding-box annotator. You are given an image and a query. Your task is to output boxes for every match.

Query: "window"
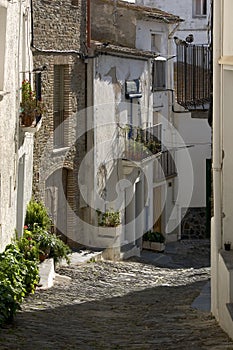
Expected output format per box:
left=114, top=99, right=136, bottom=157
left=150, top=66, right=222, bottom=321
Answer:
left=53, top=65, right=69, bottom=148
left=151, top=34, right=162, bottom=53
left=0, top=6, right=7, bottom=91
left=152, top=57, right=167, bottom=91
left=193, top=0, right=207, bottom=17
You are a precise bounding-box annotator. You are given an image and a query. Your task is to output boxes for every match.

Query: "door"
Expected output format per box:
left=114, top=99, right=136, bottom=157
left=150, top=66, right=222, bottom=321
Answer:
left=45, top=168, right=68, bottom=241
left=153, top=186, right=162, bottom=233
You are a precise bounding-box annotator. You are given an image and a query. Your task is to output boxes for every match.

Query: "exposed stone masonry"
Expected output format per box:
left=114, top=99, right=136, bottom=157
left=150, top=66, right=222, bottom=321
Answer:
left=181, top=207, right=207, bottom=240
left=32, top=0, right=88, bottom=244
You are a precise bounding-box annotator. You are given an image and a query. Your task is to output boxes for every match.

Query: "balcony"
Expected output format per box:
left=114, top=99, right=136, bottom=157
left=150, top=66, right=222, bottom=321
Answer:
left=174, top=44, right=211, bottom=110
left=122, top=124, right=161, bottom=162
left=155, top=150, right=177, bottom=181
left=119, top=124, right=177, bottom=180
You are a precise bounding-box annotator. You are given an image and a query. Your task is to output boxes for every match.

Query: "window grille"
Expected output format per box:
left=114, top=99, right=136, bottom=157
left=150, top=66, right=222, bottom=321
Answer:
left=175, top=43, right=211, bottom=110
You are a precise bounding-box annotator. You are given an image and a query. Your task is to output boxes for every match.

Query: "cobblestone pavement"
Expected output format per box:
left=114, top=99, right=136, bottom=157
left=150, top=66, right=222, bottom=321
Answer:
left=1, top=241, right=233, bottom=349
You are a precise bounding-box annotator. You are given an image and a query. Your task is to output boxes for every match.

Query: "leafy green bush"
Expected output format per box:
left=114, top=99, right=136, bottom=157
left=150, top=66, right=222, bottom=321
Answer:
left=31, top=225, right=72, bottom=264
left=25, top=199, right=51, bottom=230
left=143, top=231, right=165, bottom=243
left=17, top=230, right=39, bottom=261
left=97, top=209, right=121, bottom=227
left=0, top=243, right=39, bottom=326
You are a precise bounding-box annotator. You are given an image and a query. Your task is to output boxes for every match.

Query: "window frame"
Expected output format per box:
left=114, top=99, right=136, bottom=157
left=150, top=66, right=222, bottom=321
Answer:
left=193, top=0, right=207, bottom=17
left=152, top=57, right=167, bottom=92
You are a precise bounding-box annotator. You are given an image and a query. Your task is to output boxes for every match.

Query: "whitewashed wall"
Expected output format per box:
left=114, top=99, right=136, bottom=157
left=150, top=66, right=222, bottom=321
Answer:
left=136, top=0, right=211, bottom=45
left=0, top=0, right=34, bottom=251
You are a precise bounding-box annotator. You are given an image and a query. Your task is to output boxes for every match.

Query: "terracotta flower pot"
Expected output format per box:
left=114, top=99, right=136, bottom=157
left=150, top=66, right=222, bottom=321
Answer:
left=21, top=113, right=35, bottom=127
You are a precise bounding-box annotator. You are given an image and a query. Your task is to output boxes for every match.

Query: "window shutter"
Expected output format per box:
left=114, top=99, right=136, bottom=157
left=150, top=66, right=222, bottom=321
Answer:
left=153, top=60, right=166, bottom=91
left=53, top=66, right=65, bottom=147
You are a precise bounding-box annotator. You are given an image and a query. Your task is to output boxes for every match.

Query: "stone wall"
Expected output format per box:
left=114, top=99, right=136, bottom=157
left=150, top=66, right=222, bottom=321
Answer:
left=32, top=0, right=87, bottom=244
left=32, top=0, right=87, bottom=52
left=181, top=207, right=207, bottom=240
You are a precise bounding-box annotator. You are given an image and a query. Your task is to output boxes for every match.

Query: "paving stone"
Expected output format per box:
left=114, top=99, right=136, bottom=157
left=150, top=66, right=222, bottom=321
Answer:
left=0, top=240, right=233, bottom=349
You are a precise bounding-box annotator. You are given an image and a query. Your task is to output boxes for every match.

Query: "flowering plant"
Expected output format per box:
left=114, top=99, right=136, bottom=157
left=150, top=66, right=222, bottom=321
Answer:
left=20, top=80, right=46, bottom=116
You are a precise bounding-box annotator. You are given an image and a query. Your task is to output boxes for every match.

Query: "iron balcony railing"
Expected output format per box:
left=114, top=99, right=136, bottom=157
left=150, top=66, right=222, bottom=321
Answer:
left=121, top=124, right=177, bottom=180
left=122, top=124, right=161, bottom=162
left=155, top=150, right=177, bottom=181
left=175, top=44, right=211, bottom=110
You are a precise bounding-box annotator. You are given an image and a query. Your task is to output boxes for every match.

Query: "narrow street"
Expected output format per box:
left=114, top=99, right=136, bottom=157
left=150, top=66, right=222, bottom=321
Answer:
left=0, top=241, right=233, bottom=350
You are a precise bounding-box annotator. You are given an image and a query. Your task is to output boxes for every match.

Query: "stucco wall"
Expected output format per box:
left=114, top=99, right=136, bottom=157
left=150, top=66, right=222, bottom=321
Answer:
left=0, top=0, right=34, bottom=251
left=136, top=0, right=211, bottom=44
left=91, top=0, right=137, bottom=48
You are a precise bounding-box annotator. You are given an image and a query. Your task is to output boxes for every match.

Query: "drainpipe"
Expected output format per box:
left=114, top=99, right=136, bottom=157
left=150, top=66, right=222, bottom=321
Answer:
left=211, top=0, right=223, bottom=319
left=87, top=0, right=91, bottom=48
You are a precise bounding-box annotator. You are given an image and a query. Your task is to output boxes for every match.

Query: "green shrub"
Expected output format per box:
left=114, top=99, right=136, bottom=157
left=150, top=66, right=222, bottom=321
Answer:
left=143, top=231, right=165, bottom=243
left=49, top=235, right=72, bottom=264
left=16, top=230, right=39, bottom=261
left=25, top=199, right=51, bottom=230
left=0, top=243, right=39, bottom=326
left=31, top=225, right=72, bottom=264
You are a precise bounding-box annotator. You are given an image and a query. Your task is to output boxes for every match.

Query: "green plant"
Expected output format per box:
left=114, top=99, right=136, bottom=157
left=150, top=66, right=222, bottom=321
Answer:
left=20, top=80, right=46, bottom=116
left=16, top=230, right=39, bottom=261
left=31, top=225, right=72, bottom=264
left=0, top=243, right=39, bottom=326
left=143, top=231, right=165, bottom=243
left=25, top=199, right=51, bottom=230
left=97, top=209, right=121, bottom=227
left=49, top=236, right=72, bottom=265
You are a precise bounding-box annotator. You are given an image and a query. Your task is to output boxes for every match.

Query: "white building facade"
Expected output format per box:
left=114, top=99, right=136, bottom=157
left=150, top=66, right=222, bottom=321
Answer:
left=212, top=0, right=233, bottom=339
left=132, top=0, right=212, bottom=241
left=0, top=0, right=34, bottom=251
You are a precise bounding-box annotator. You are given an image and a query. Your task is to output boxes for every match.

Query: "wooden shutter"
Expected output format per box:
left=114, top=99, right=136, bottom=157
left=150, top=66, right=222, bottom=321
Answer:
left=53, top=65, right=65, bottom=147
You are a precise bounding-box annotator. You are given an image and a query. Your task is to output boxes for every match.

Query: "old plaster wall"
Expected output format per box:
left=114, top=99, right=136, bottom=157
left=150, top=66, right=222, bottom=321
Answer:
left=0, top=0, right=34, bottom=251
left=136, top=0, right=211, bottom=44
left=91, top=0, right=137, bottom=48
left=90, top=53, right=153, bottom=249
left=94, top=54, right=152, bottom=205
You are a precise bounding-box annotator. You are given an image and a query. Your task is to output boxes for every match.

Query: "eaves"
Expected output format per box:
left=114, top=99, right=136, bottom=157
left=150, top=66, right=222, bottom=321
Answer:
left=94, top=42, right=159, bottom=61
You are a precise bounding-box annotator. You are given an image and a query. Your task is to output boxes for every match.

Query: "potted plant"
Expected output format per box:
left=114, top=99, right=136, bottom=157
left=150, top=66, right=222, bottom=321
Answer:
left=20, top=80, right=46, bottom=127
left=97, top=208, right=121, bottom=227
left=24, top=199, right=71, bottom=264
left=143, top=230, right=166, bottom=252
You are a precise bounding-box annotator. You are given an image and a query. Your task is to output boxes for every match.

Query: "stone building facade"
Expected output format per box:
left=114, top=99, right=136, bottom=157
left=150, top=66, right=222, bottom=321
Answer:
left=32, top=0, right=87, bottom=245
